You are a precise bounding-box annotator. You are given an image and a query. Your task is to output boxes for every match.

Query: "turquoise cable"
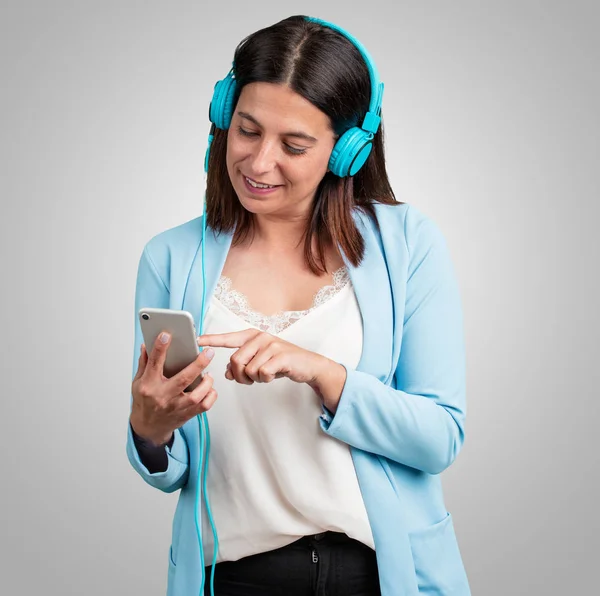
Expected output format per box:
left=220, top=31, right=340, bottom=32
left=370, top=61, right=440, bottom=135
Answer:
left=195, top=191, right=219, bottom=596
left=195, top=411, right=206, bottom=594
left=202, top=412, right=219, bottom=592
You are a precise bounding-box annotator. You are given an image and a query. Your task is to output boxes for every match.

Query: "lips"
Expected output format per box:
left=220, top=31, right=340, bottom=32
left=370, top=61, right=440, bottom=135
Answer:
left=243, top=174, right=281, bottom=188
left=241, top=174, right=281, bottom=195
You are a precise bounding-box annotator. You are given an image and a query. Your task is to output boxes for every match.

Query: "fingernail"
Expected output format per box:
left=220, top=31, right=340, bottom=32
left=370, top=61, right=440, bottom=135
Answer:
left=160, top=332, right=170, bottom=344
left=205, top=348, right=215, bottom=360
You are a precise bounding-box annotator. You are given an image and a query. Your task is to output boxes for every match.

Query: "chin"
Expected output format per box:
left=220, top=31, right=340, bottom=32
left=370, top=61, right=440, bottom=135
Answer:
left=234, top=183, right=279, bottom=208
left=235, top=192, right=271, bottom=213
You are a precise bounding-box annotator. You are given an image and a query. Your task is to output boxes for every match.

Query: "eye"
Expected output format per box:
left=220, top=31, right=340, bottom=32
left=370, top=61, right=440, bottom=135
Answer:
left=285, top=145, right=306, bottom=156
left=237, top=126, right=258, bottom=138
left=236, top=126, right=307, bottom=156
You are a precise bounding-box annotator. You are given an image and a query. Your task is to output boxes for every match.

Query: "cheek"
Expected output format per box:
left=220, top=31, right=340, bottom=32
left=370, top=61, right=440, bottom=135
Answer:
left=225, top=131, right=236, bottom=160
left=303, top=151, right=331, bottom=182
left=225, top=137, right=244, bottom=179
left=226, top=129, right=243, bottom=157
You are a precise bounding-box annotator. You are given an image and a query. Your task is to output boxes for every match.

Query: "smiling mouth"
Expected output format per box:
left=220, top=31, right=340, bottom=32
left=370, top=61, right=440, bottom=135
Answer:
left=243, top=175, right=281, bottom=189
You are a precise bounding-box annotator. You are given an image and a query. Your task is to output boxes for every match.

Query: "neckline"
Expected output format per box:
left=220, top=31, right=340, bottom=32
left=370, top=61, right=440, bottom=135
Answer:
left=212, top=266, right=351, bottom=334
left=221, top=266, right=347, bottom=312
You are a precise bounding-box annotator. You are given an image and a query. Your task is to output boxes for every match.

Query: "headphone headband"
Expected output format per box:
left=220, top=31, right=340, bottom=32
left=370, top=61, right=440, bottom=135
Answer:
left=304, top=16, right=384, bottom=133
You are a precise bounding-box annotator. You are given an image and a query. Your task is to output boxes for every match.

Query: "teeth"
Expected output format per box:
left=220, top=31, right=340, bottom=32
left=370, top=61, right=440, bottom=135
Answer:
left=246, top=176, right=275, bottom=189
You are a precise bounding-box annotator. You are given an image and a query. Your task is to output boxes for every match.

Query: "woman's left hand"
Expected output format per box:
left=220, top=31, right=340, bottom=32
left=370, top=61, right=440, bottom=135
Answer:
left=196, top=328, right=346, bottom=412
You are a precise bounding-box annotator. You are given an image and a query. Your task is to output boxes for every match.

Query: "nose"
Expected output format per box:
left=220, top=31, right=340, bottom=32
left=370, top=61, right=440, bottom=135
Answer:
left=248, top=137, right=277, bottom=175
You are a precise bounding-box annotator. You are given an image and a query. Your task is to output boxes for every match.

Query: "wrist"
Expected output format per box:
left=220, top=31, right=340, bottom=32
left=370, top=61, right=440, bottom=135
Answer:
left=129, top=416, right=173, bottom=447
left=310, top=356, right=347, bottom=414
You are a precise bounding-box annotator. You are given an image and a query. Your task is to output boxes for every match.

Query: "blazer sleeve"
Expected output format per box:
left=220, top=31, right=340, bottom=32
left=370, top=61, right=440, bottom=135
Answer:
left=319, top=209, right=466, bottom=475
left=125, top=243, right=190, bottom=493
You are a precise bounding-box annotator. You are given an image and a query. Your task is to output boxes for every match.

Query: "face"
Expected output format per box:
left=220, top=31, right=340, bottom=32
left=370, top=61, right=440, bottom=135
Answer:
left=226, top=82, right=336, bottom=219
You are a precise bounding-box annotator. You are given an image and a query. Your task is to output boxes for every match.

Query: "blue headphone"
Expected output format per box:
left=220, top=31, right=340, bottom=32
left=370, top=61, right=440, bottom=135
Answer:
left=204, top=16, right=384, bottom=178
left=195, top=16, right=384, bottom=596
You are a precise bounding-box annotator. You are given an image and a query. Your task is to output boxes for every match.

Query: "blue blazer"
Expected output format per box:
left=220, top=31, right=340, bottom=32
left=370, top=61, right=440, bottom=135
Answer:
left=126, top=202, right=471, bottom=595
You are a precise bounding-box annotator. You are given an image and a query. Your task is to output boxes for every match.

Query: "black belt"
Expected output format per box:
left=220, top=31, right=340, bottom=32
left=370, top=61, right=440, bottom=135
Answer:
left=293, top=531, right=355, bottom=545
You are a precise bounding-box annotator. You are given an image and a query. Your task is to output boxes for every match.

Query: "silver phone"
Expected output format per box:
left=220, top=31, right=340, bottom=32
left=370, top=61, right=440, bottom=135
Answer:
left=139, top=307, right=204, bottom=392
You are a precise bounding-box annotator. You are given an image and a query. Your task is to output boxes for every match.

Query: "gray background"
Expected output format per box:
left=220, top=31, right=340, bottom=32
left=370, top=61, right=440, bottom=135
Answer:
left=1, top=1, right=598, bottom=594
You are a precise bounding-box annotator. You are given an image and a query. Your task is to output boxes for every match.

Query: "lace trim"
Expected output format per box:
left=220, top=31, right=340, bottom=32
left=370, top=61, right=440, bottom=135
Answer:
left=214, top=267, right=350, bottom=334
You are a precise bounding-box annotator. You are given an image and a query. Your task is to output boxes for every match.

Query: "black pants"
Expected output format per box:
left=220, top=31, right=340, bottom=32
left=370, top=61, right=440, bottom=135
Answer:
left=203, top=531, right=381, bottom=596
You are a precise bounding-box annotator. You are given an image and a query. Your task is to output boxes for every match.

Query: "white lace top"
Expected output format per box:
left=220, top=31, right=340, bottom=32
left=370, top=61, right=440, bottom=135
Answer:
left=200, top=266, right=374, bottom=563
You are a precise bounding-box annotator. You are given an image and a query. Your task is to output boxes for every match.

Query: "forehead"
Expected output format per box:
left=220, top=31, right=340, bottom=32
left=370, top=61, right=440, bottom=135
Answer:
left=235, top=82, right=332, bottom=134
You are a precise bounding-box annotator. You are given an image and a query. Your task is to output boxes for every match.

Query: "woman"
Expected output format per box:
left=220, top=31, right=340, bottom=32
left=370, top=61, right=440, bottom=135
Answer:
left=126, top=15, right=471, bottom=596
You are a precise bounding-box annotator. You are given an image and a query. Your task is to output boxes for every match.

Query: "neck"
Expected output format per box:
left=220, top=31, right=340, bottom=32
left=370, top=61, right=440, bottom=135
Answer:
left=251, top=212, right=310, bottom=251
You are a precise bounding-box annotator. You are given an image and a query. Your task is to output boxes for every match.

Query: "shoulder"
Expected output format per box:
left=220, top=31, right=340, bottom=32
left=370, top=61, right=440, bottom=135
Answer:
left=370, top=202, right=448, bottom=256
left=139, top=215, right=205, bottom=278
left=143, top=215, right=204, bottom=256
left=145, top=215, right=205, bottom=251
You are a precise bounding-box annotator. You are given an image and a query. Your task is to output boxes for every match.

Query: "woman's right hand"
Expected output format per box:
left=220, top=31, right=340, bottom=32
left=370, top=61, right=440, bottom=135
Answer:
left=129, top=332, right=217, bottom=446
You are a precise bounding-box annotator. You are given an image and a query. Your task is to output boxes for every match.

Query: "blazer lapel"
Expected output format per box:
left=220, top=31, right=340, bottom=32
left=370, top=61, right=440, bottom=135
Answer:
left=343, top=210, right=394, bottom=383
left=345, top=211, right=419, bottom=594
left=181, top=218, right=234, bottom=332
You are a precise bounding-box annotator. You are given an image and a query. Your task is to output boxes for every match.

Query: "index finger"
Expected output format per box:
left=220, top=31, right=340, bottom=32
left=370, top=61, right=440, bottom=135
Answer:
left=145, top=331, right=170, bottom=377
left=197, top=328, right=261, bottom=348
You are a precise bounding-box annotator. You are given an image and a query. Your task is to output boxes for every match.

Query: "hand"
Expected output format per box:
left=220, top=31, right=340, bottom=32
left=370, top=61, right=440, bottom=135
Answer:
left=196, top=329, right=347, bottom=413
left=197, top=328, right=323, bottom=385
left=130, top=332, right=217, bottom=446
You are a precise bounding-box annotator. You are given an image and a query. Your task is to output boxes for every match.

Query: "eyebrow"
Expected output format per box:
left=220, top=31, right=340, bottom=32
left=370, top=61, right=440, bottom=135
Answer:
left=237, top=111, right=318, bottom=143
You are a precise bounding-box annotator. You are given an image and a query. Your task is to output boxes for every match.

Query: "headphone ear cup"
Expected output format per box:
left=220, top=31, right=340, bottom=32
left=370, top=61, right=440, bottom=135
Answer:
left=209, top=71, right=237, bottom=130
left=329, top=127, right=373, bottom=177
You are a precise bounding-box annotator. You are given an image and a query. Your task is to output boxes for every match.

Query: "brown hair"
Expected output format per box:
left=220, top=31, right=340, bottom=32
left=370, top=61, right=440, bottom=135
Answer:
left=205, top=15, right=403, bottom=274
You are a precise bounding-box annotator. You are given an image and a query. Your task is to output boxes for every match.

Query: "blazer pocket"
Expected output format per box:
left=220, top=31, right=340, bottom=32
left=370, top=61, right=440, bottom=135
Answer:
left=408, top=512, right=471, bottom=595
left=167, top=545, right=177, bottom=596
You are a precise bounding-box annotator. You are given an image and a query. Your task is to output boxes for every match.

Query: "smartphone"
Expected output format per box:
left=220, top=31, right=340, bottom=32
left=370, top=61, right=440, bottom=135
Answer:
left=139, top=307, right=204, bottom=392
